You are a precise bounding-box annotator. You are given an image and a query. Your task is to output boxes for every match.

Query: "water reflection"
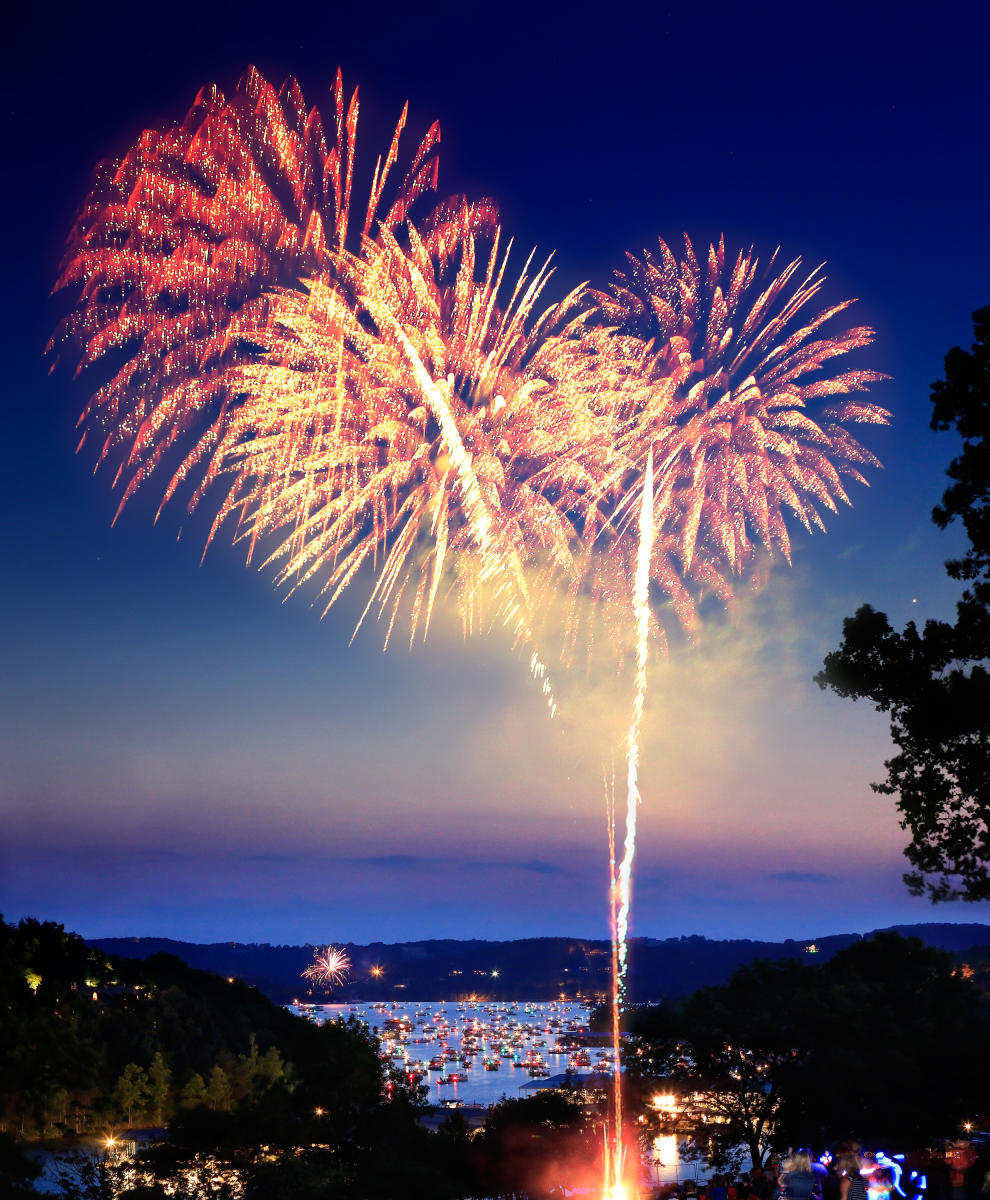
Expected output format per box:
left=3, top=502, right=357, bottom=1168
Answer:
left=288, top=998, right=596, bottom=1107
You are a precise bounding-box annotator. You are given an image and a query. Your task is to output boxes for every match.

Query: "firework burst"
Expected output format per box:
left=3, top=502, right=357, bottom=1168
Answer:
left=562, top=235, right=890, bottom=659
left=302, top=944, right=351, bottom=989
left=584, top=239, right=891, bottom=960
left=587, top=239, right=889, bottom=970
left=49, top=68, right=624, bottom=705
left=584, top=240, right=889, bottom=1195
left=199, top=198, right=609, bottom=705
left=50, top=68, right=888, bottom=679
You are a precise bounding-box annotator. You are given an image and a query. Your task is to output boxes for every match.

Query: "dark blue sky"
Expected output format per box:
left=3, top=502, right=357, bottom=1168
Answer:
left=3, top=0, right=989, bottom=944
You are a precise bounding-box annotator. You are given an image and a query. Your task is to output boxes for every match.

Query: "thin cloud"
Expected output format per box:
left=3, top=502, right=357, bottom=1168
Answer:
left=349, top=854, right=566, bottom=876
left=239, top=851, right=569, bottom=876
left=769, top=870, right=842, bottom=885
left=347, top=854, right=424, bottom=869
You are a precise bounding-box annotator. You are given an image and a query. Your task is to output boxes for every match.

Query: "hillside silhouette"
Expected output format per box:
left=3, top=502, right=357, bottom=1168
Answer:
left=88, top=922, right=990, bottom=1003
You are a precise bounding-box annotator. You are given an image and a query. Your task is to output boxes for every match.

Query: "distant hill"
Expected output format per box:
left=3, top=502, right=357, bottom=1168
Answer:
left=87, top=922, right=990, bottom=1004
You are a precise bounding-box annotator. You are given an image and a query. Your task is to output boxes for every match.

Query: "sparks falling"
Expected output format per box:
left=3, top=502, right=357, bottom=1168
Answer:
left=302, top=945, right=351, bottom=989
left=606, top=766, right=623, bottom=1197
left=567, top=236, right=891, bottom=662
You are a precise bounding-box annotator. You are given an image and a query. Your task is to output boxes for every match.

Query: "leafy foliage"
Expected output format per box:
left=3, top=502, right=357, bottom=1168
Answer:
left=816, top=307, right=990, bottom=900
left=627, top=958, right=821, bottom=1168
left=0, top=915, right=417, bottom=1143
left=625, top=933, right=988, bottom=1163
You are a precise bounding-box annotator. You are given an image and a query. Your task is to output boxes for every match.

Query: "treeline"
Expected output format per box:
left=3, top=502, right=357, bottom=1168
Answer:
left=0, top=916, right=338, bottom=1140
left=88, top=924, right=990, bottom=1003
left=617, top=933, right=990, bottom=1166
left=5, top=917, right=989, bottom=1198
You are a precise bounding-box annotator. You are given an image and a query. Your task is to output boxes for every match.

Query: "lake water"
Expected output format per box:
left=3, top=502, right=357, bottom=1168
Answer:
left=287, top=999, right=716, bottom=1183
left=287, top=998, right=607, bottom=1109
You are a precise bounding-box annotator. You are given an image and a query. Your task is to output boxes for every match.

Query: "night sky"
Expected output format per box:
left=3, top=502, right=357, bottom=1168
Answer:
left=3, top=0, right=990, bottom=945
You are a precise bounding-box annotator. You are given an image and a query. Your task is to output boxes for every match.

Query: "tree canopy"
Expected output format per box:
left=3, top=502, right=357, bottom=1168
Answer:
left=625, top=933, right=988, bottom=1164
left=816, top=307, right=990, bottom=901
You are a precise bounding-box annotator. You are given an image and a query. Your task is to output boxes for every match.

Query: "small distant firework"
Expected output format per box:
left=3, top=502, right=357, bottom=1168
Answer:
left=302, top=945, right=351, bottom=989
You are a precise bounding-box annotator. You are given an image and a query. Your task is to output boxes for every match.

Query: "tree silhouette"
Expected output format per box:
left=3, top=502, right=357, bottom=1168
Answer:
left=627, top=934, right=987, bottom=1158
left=178, top=1073, right=207, bottom=1110
left=113, top=1063, right=148, bottom=1126
left=147, top=1053, right=171, bottom=1125
left=817, top=306, right=990, bottom=900
left=205, top=1065, right=233, bottom=1112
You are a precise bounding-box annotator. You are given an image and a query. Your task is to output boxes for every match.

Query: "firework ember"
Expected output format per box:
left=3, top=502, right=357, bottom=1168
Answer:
left=221, top=204, right=601, bottom=710
left=586, top=236, right=890, bottom=920
left=49, top=65, right=439, bottom=503
left=302, top=945, right=351, bottom=989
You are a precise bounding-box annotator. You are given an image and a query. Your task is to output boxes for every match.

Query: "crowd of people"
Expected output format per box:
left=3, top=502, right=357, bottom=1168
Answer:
left=654, top=1141, right=990, bottom=1200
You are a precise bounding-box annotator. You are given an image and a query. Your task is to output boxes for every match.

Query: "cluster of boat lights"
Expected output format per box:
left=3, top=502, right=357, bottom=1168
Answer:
left=294, top=999, right=599, bottom=1091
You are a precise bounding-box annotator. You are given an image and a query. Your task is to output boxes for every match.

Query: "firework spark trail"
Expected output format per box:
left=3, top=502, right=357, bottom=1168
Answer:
left=602, top=450, right=654, bottom=1200
left=570, top=237, right=892, bottom=660
left=616, top=448, right=655, bottom=983
left=46, top=67, right=572, bottom=708
left=50, top=67, right=890, bottom=699
left=605, top=766, right=624, bottom=1199
left=228, top=221, right=589, bottom=680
